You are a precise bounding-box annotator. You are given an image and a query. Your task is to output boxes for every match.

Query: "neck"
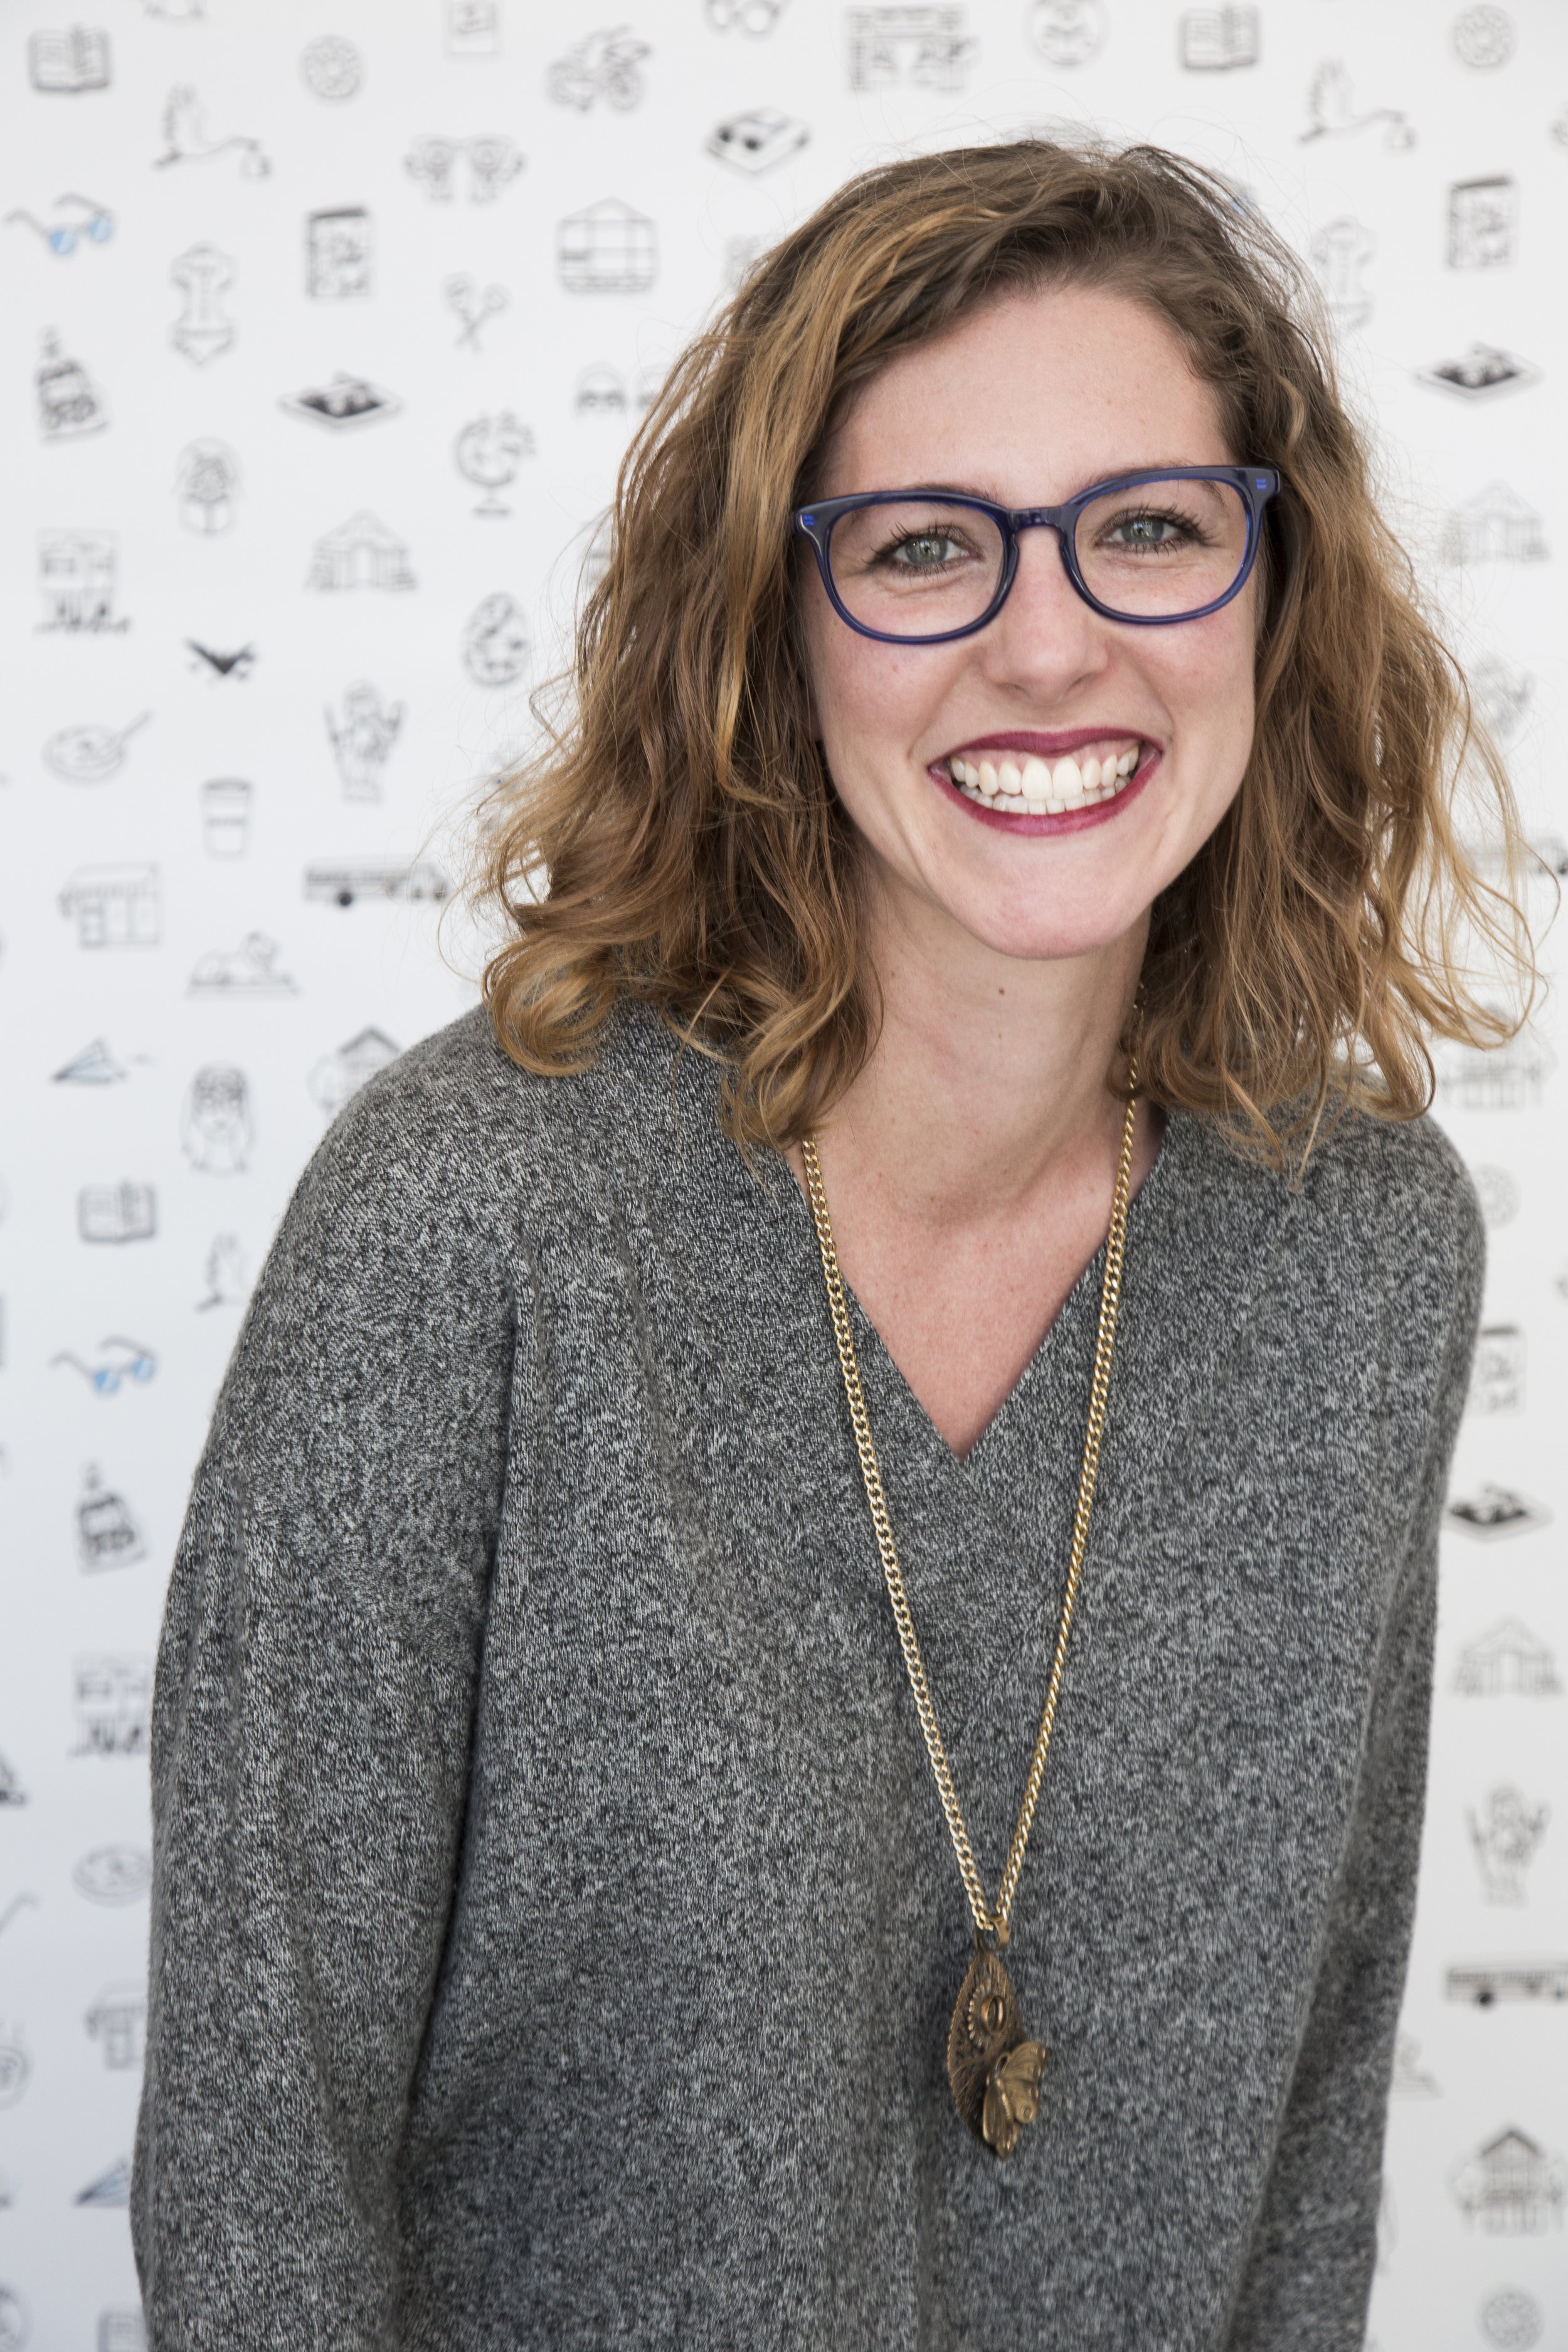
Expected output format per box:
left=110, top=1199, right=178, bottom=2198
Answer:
left=817, top=883, right=1150, bottom=1226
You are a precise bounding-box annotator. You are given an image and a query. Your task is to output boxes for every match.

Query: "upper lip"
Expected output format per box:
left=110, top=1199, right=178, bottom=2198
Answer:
left=940, top=727, right=1155, bottom=761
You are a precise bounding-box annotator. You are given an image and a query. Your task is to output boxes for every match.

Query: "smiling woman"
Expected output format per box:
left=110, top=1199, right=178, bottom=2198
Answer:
left=136, top=139, right=1536, bottom=2352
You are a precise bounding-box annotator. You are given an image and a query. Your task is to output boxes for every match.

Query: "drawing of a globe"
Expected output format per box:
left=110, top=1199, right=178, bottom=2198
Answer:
left=454, top=413, right=532, bottom=514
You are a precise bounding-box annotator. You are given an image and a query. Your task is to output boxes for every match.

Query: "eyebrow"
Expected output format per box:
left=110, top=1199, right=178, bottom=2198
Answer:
left=865, top=466, right=1221, bottom=502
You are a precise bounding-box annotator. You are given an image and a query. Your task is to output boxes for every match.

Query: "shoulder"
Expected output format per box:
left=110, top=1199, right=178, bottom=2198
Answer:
left=1290, top=1104, right=1484, bottom=1306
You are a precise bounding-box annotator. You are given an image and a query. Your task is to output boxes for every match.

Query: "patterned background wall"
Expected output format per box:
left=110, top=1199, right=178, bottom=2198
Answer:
left=2, top=1, right=1565, bottom=2345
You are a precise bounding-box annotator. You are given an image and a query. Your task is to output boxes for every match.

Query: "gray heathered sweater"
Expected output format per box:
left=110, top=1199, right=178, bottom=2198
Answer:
left=131, top=1002, right=1483, bottom=2351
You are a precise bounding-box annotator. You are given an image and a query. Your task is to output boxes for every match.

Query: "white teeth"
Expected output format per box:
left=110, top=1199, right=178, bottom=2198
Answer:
left=946, top=741, right=1146, bottom=812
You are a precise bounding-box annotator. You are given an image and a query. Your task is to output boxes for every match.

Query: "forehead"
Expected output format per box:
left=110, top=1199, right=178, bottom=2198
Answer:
left=822, top=282, right=1232, bottom=501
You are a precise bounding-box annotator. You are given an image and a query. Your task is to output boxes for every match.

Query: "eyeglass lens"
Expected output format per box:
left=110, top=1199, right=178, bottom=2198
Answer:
left=824, top=476, right=1251, bottom=637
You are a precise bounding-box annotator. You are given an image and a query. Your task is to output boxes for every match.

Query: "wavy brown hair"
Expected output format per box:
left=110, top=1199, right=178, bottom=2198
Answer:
left=477, top=137, right=1535, bottom=1166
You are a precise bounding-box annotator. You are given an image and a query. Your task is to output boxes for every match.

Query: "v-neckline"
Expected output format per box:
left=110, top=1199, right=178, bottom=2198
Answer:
left=761, top=1107, right=1189, bottom=1478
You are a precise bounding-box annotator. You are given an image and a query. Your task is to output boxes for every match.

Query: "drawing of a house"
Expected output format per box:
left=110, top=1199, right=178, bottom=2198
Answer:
left=1439, top=483, right=1549, bottom=564
left=1454, top=1619, right=1562, bottom=1698
left=307, top=512, right=415, bottom=590
left=1451, top=2127, right=1568, bottom=2233
left=58, top=864, right=162, bottom=948
left=309, top=1027, right=402, bottom=1117
left=556, top=198, right=657, bottom=293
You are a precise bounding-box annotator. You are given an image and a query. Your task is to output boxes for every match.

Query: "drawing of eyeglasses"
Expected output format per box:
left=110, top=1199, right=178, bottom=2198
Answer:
left=6, top=192, right=116, bottom=255
left=51, top=1335, right=158, bottom=1394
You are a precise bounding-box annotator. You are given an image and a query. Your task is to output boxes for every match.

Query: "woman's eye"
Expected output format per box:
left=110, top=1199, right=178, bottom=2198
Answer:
left=1107, top=511, right=1194, bottom=551
left=884, top=531, right=963, bottom=569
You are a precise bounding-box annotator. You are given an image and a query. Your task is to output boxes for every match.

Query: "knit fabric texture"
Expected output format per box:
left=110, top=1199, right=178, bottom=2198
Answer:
left=131, top=1002, right=1483, bottom=2350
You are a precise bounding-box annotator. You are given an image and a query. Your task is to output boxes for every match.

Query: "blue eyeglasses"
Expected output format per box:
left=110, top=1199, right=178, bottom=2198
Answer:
left=5, top=192, right=116, bottom=256
left=793, top=466, right=1280, bottom=644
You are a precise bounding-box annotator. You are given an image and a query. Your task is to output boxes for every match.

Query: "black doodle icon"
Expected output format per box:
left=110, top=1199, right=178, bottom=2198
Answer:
left=44, top=713, right=148, bottom=783
left=306, top=206, right=373, bottom=298
left=405, top=136, right=524, bottom=203
left=85, top=1983, right=145, bottom=2067
left=327, top=684, right=403, bottom=800
left=77, top=1183, right=157, bottom=1244
left=181, top=1065, right=252, bottom=1173
left=707, top=108, right=810, bottom=173
left=59, top=863, right=161, bottom=948
left=0, top=2287, right=26, bottom=2352
left=575, top=362, right=627, bottom=415
left=188, top=932, right=297, bottom=997
left=38, top=529, right=125, bottom=632
left=1025, top=0, right=1102, bottom=64
left=1299, top=62, right=1415, bottom=149
left=73, top=1658, right=152, bottom=1759
left=462, top=592, right=531, bottom=684
left=75, top=2158, right=132, bottom=2208
left=28, top=26, right=111, bottom=90
left=155, top=84, right=269, bottom=174
left=1480, top=2289, right=1542, bottom=2349
left=1451, top=2129, right=1567, bottom=2233
left=1454, top=1621, right=1562, bottom=1698
left=1446, top=1483, right=1548, bottom=1539
left=299, top=35, right=363, bottom=99
left=200, top=778, right=252, bottom=857
left=73, top=1845, right=151, bottom=1904
left=1470, top=1166, right=1522, bottom=1227
left=280, top=372, right=401, bottom=428
left=50, top=1337, right=158, bottom=1396
left=1449, top=177, right=1517, bottom=268
left=0, top=1899, right=36, bottom=1944
left=77, top=1467, right=146, bottom=1569
left=0, top=2028, right=28, bottom=2109
left=1438, top=484, right=1549, bottom=564
left=36, top=327, right=107, bottom=438
left=1468, top=1325, right=1526, bottom=1415
left=4, top=190, right=115, bottom=255
left=446, top=0, right=503, bottom=57
left=310, top=1028, right=402, bottom=1117
left=196, top=1234, right=246, bottom=1311
left=307, top=512, right=415, bottom=590
left=0, top=1756, right=25, bottom=1808
left=548, top=26, right=649, bottom=109
left=1310, top=218, right=1374, bottom=331
left=1470, top=654, right=1535, bottom=743
left=850, top=5, right=976, bottom=88
left=1469, top=1786, right=1549, bottom=1903
left=1179, top=6, right=1257, bottom=68
left=1448, top=1961, right=1568, bottom=2008
left=53, top=1037, right=128, bottom=1084
left=558, top=198, right=657, bottom=292
left=303, top=858, right=450, bottom=908
left=455, top=413, right=534, bottom=515
left=175, top=439, right=241, bottom=534
left=1452, top=5, right=1515, bottom=68
left=1417, top=342, right=1539, bottom=398
left=1389, top=2036, right=1440, bottom=2097
left=169, top=242, right=235, bottom=363
left=187, top=639, right=255, bottom=679
left=98, top=2316, right=146, bottom=2352
left=447, top=275, right=509, bottom=351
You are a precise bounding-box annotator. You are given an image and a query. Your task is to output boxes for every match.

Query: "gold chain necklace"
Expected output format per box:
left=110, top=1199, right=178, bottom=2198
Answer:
left=800, top=1029, right=1139, bottom=2161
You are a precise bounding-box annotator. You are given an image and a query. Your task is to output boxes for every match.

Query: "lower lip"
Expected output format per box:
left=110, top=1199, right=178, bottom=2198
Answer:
left=930, top=749, right=1162, bottom=835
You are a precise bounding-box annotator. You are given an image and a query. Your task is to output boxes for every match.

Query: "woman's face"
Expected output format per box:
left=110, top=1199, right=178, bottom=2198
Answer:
left=798, top=282, right=1260, bottom=964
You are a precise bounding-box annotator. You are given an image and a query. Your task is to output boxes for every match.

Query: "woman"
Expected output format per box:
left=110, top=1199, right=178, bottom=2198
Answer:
left=133, top=142, right=1530, bottom=2347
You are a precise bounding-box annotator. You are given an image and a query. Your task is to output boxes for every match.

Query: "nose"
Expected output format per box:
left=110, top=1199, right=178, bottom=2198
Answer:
left=974, top=521, right=1113, bottom=700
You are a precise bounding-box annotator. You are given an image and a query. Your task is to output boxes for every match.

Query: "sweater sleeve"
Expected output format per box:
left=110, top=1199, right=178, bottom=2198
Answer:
left=1219, top=1189, right=1483, bottom=2351
left=130, top=1077, right=519, bottom=2351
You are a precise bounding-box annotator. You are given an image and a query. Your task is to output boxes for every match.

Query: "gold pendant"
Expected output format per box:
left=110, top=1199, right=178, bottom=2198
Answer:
left=946, top=1938, right=1047, bottom=2159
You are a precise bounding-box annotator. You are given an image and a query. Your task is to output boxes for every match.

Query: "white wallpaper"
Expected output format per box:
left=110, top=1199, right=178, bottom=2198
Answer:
left=2, top=2, right=1565, bottom=2346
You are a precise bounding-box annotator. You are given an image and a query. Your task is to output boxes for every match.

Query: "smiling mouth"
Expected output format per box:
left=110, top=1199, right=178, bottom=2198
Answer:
left=941, top=738, right=1150, bottom=815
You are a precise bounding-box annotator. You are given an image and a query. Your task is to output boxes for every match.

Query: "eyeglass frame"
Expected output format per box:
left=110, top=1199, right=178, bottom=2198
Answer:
left=792, top=465, right=1281, bottom=645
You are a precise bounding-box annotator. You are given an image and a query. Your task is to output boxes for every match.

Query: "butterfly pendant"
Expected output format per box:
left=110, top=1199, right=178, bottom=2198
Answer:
left=945, top=1940, right=1047, bottom=2159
